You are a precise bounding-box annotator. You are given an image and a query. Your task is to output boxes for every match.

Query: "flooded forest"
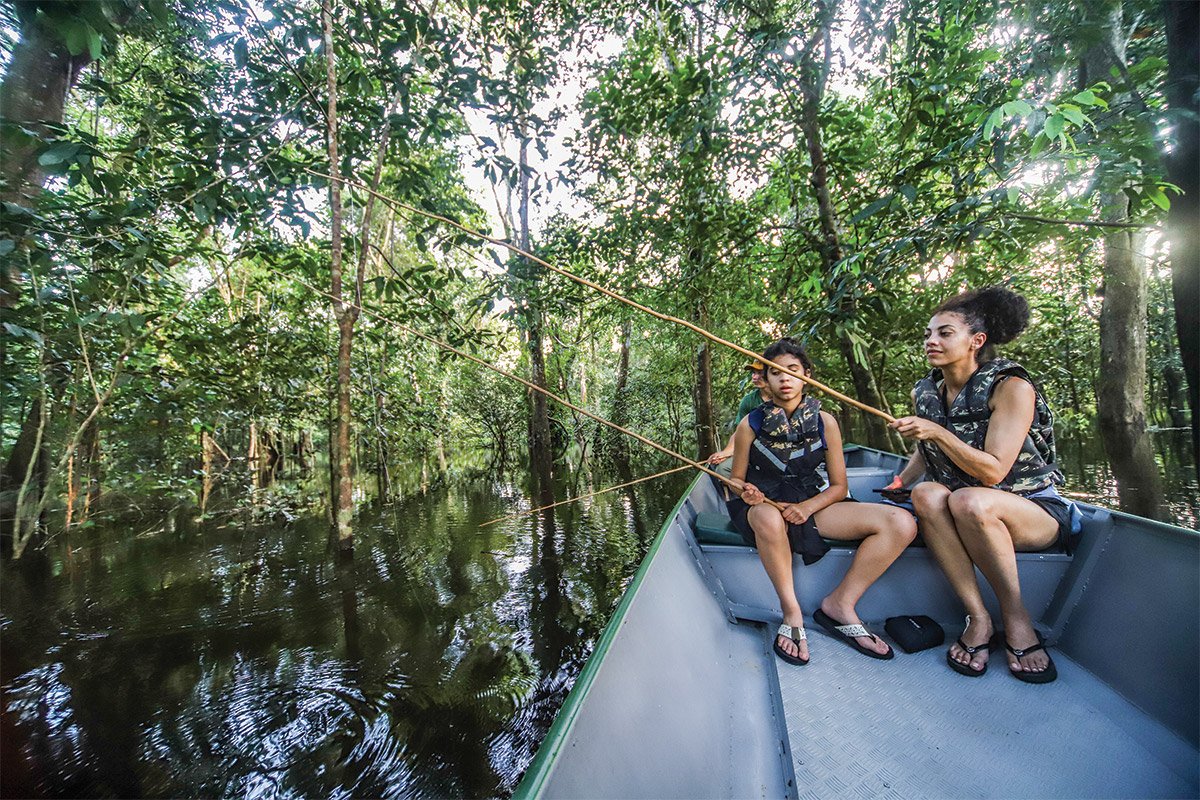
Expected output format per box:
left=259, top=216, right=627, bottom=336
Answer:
left=1, top=0, right=1197, bottom=796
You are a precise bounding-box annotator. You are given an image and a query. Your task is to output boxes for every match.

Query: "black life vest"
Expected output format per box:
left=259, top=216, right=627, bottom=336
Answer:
left=913, top=358, right=1063, bottom=494
left=744, top=396, right=827, bottom=502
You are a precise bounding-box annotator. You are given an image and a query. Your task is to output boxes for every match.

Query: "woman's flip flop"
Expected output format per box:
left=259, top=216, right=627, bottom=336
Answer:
left=1005, top=638, right=1058, bottom=684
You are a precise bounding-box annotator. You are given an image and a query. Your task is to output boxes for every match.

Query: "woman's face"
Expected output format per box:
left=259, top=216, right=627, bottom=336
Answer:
left=766, top=353, right=808, bottom=401
left=924, top=311, right=985, bottom=367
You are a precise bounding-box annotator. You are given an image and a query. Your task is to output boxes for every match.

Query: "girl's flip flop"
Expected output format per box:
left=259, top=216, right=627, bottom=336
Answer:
left=813, top=608, right=894, bottom=660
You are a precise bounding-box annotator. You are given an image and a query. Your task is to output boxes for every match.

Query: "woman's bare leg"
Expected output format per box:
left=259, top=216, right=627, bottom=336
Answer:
left=947, top=487, right=1057, bottom=675
left=748, top=504, right=808, bottom=661
left=813, top=502, right=917, bottom=654
left=912, top=481, right=993, bottom=672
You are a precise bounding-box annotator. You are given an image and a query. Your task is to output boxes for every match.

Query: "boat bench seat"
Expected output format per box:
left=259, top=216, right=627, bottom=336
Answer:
left=692, top=511, right=908, bottom=549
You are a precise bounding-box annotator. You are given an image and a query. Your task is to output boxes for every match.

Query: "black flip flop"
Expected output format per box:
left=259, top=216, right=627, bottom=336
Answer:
left=1005, top=637, right=1058, bottom=684
left=946, top=637, right=993, bottom=677
left=773, top=623, right=809, bottom=666
left=813, top=608, right=894, bottom=660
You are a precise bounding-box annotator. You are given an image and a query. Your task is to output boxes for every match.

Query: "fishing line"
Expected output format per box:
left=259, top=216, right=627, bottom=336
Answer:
left=477, top=463, right=694, bottom=528
left=303, top=168, right=897, bottom=423
left=286, top=274, right=787, bottom=511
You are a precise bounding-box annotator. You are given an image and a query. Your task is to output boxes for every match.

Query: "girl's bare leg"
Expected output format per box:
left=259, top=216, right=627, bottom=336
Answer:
left=912, top=482, right=993, bottom=673
left=747, top=504, right=808, bottom=661
left=813, top=502, right=917, bottom=654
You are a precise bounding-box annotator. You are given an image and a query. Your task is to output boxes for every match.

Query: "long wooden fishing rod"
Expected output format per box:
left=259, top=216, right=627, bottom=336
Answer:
left=478, top=463, right=693, bottom=529
left=288, top=274, right=786, bottom=511
left=303, top=168, right=897, bottom=423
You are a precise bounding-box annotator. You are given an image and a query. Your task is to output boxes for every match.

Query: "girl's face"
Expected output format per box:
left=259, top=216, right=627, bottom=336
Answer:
left=766, top=354, right=808, bottom=402
left=924, top=311, right=985, bottom=367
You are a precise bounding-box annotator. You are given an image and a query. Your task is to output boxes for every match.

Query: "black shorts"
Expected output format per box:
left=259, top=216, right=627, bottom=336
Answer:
left=1027, top=494, right=1082, bottom=555
left=726, top=496, right=830, bottom=565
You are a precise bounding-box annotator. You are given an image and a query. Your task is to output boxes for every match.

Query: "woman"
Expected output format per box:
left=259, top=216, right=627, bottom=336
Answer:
left=889, top=286, right=1080, bottom=684
left=728, top=338, right=917, bottom=665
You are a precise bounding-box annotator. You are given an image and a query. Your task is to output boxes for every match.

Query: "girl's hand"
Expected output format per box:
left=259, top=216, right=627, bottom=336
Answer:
left=885, top=474, right=904, bottom=490
left=740, top=483, right=765, bottom=506
left=890, top=416, right=943, bottom=442
left=781, top=502, right=810, bottom=525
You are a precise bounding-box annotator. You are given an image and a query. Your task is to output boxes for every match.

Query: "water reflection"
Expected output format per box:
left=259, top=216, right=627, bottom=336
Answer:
left=1057, top=427, right=1197, bottom=528
left=1, top=460, right=691, bottom=798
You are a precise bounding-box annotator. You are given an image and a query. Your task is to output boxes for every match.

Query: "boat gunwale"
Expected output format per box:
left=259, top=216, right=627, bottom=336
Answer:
left=512, top=474, right=704, bottom=799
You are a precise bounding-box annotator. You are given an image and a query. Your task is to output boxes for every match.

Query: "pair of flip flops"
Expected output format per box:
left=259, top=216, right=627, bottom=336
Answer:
left=813, top=608, right=894, bottom=660
left=946, top=617, right=1057, bottom=683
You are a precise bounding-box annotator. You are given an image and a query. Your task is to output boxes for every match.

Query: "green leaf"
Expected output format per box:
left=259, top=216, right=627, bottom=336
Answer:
left=850, top=195, right=894, bottom=224
left=1060, top=105, right=1088, bottom=127
left=1006, top=187, right=1020, bottom=203
left=38, top=141, right=78, bottom=166
left=85, top=24, right=102, bottom=60
left=1001, top=100, right=1033, bottom=118
left=1043, top=114, right=1064, bottom=140
left=1146, top=185, right=1170, bottom=211
left=1070, top=90, right=1098, bottom=106
left=983, top=107, right=1003, bottom=138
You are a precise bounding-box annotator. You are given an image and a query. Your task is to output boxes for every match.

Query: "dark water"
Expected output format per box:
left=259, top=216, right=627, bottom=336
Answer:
left=1055, top=427, right=1198, bottom=530
left=1, top=459, right=692, bottom=799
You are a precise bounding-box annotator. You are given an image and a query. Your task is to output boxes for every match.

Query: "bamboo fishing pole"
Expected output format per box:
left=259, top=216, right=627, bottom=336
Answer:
left=303, top=168, right=897, bottom=423
left=289, top=275, right=787, bottom=511
left=478, top=463, right=694, bottom=528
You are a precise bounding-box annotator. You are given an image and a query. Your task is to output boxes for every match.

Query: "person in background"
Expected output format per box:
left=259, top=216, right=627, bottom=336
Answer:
left=728, top=339, right=917, bottom=665
left=889, top=286, right=1081, bottom=684
left=708, top=360, right=771, bottom=471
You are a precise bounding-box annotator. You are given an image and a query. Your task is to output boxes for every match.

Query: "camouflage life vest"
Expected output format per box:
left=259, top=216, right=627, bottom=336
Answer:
left=744, top=396, right=827, bottom=500
left=913, top=358, right=1063, bottom=494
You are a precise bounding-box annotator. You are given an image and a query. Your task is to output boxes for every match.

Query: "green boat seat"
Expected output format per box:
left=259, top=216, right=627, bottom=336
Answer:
left=694, top=512, right=747, bottom=546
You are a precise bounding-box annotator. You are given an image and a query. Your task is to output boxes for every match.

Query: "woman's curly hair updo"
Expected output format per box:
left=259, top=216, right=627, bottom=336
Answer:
left=936, top=285, right=1030, bottom=364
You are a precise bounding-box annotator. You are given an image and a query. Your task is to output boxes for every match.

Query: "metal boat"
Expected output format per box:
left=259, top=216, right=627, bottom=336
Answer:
left=514, top=445, right=1199, bottom=799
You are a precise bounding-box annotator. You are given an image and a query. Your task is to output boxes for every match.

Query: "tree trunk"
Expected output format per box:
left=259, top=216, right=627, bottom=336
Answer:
left=200, top=429, right=217, bottom=512
left=333, top=312, right=356, bottom=544
left=517, top=132, right=554, bottom=487
left=1163, top=0, right=1200, bottom=471
left=0, top=10, right=94, bottom=306
left=693, top=302, right=718, bottom=460
left=1085, top=3, right=1165, bottom=519
left=81, top=418, right=100, bottom=520
left=1096, top=204, right=1165, bottom=518
left=794, top=63, right=893, bottom=450
left=323, top=0, right=358, bottom=548
left=1, top=397, right=45, bottom=549
left=609, top=319, right=633, bottom=459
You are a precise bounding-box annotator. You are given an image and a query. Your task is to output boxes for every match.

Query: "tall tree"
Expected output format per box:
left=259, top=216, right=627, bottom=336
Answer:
left=1162, top=0, right=1199, bottom=470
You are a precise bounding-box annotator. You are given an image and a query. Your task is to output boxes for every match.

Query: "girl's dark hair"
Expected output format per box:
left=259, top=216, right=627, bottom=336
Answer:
left=936, top=285, right=1030, bottom=363
left=762, top=338, right=814, bottom=374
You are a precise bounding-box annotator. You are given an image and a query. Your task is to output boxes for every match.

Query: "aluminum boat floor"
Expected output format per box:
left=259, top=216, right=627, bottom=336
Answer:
left=769, top=624, right=1199, bottom=799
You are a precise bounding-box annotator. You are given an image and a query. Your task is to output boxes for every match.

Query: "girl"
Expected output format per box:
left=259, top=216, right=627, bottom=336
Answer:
left=727, top=338, right=917, bottom=665
left=889, top=286, right=1080, bottom=684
